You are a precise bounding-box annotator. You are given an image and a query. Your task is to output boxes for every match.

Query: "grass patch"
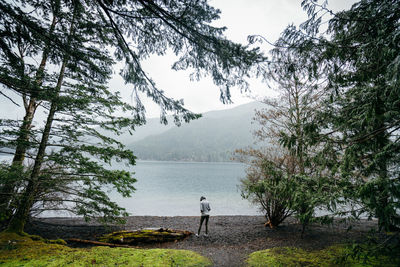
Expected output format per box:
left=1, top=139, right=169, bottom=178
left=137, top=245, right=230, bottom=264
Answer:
left=0, top=232, right=211, bottom=267
left=247, top=245, right=396, bottom=267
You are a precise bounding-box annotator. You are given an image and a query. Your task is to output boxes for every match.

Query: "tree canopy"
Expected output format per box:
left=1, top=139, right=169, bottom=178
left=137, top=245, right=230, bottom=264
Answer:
left=0, top=0, right=265, bottom=123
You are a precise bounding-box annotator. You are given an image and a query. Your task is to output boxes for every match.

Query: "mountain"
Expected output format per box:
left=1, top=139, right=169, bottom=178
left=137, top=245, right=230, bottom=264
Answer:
left=126, top=101, right=265, bottom=162
left=113, top=116, right=175, bottom=145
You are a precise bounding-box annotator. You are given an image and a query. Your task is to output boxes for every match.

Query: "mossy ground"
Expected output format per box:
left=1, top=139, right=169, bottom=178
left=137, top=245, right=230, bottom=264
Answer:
left=99, top=229, right=191, bottom=244
left=247, top=245, right=396, bottom=267
left=0, top=232, right=211, bottom=266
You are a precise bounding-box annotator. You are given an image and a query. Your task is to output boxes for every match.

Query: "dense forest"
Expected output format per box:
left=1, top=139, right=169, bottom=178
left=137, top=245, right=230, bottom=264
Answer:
left=234, top=0, right=400, bottom=261
left=127, top=102, right=264, bottom=162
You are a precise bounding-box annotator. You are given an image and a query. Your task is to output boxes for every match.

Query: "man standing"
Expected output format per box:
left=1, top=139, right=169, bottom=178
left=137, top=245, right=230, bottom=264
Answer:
left=196, top=196, right=211, bottom=236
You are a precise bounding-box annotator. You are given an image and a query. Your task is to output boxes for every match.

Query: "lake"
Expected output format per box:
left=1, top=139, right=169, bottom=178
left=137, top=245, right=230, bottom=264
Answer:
left=111, top=160, right=261, bottom=216
left=0, top=155, right=261, bottom=216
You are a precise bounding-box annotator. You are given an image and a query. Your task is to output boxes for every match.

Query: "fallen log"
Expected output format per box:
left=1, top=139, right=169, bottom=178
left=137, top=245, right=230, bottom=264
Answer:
left=99, top=228, right=193, bottom=245
left=68, top=238, right=138, bottom=248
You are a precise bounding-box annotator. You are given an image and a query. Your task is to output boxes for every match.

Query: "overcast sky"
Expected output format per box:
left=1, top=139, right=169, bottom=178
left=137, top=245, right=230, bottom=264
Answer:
left=115, top=0, right=356, bottom=118
left=0, top=0, right=356, bottom=121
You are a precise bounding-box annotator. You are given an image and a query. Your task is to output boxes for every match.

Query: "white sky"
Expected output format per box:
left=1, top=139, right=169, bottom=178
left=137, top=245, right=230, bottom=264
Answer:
left=115, top=0, right=356, bottom=118
left=0, top=0, right=356, bottom=120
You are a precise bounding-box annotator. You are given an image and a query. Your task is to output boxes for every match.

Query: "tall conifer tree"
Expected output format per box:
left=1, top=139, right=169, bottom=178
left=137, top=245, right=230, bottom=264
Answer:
left=279, top=0, right=400, bottom=231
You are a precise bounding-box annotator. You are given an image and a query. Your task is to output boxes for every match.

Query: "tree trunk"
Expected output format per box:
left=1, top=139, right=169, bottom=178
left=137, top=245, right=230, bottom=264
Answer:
left=0, top=15, right=57, bottom=217
left=7, top=7, right=77, bottom=233
left=293, top=79, right=305, bottom=174
left=12, top=14, right=57, bottom=165
left=7, top=58, right=68, bottom=233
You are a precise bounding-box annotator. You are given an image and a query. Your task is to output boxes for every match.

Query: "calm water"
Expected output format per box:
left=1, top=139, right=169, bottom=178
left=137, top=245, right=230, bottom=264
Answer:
left=111, top=161, right=261, bottom=216
left=0, top=155, right=261, bottom=216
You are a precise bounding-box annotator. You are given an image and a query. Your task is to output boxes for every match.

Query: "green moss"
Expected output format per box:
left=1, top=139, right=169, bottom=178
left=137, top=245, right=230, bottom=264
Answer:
left=25, top=234, right=44, bottom=242
left=247, top=245, right=396, bottom=267
left=99, top=229, right=192, bottom=244
left=0, top=232, right=211, bottom=267
left=46, top=239, right=67, bottom=245
left=13, top=232, right=67, bottom=245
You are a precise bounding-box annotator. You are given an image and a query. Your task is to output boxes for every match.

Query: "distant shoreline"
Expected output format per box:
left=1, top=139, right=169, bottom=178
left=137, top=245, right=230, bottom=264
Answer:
left=136, top=159, right=244, bottom=164
left=36, top=214, right=264, bottom=221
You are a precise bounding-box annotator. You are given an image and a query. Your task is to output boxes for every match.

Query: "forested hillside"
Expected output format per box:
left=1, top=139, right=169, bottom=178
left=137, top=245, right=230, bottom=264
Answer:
left=127, top=102, right=264, bottom=162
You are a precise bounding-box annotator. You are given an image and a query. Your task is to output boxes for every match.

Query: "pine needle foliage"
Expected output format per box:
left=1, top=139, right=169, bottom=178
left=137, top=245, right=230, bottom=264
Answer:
left=270, top=0, right=400, bottom=262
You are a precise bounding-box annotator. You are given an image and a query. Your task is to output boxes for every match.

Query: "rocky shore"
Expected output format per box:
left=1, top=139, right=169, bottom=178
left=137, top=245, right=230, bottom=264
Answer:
left=25, top=215, right=378, bottom=266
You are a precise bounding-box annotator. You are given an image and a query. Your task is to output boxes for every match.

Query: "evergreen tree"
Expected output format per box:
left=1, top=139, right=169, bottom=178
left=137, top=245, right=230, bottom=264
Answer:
left=275, top=0, right=399, bottom=230
left=0, top=0, right=60, bottom=219
left=7, top=0, right=138, bottom=233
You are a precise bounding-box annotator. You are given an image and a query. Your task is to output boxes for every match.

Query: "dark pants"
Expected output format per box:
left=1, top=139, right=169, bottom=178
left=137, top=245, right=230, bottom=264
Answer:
left=198, top=215, right=209, bottom=235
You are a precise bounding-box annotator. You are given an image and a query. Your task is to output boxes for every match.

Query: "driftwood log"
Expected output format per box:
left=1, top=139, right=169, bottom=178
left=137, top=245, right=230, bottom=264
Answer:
left=67, top=238, right=138, bottom=248
left=98, top=228, right=192, bottom=245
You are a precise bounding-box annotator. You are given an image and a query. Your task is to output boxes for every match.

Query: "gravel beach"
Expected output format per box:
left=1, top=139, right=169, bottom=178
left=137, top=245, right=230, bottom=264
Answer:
left=25, top=215, right=377, bottom=266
